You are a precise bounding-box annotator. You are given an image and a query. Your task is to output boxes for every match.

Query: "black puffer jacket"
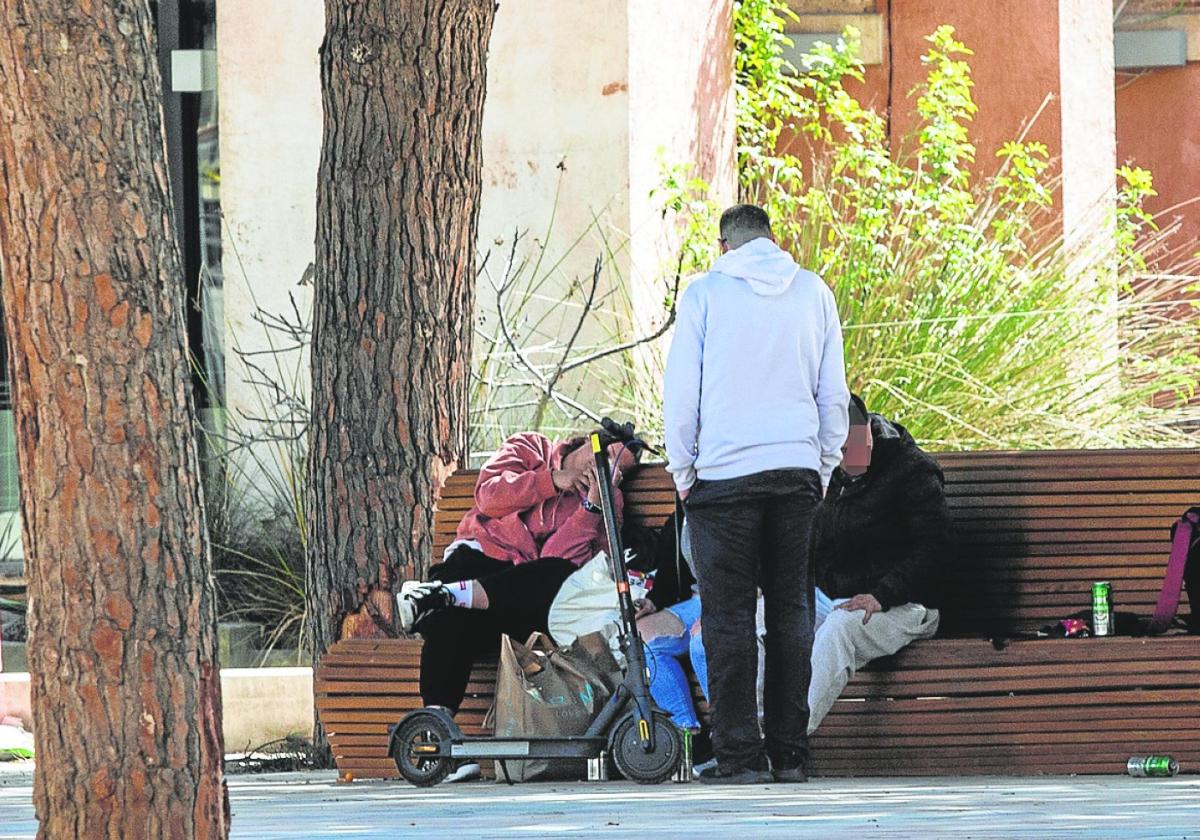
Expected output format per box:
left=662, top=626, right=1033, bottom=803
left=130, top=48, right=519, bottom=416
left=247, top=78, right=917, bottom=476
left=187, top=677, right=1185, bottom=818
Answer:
left=811, top=415, right=953, bottom=609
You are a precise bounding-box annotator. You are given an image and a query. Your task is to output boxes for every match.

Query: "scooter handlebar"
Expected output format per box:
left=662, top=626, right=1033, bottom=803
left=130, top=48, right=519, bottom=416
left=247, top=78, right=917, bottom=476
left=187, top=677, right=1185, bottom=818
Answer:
left=592, top=417, right=654, bottom=453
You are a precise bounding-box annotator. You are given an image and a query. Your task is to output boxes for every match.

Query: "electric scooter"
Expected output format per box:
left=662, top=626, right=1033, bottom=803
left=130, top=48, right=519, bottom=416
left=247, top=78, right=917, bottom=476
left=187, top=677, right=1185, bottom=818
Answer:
left=388, top=419, right=683, bottom=786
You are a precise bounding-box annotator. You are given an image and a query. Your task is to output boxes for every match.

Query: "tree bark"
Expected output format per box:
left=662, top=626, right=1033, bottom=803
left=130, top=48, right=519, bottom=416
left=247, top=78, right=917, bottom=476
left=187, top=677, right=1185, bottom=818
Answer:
left=307, top=0, right=494, bottom=690
left=0, top=4, right=229, bottom=838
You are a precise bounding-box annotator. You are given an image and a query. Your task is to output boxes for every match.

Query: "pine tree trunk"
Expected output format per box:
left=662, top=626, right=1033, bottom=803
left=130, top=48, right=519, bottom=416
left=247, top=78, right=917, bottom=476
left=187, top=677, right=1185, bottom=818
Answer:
left=0, top=4, right=229, bottom=838
left=307, top=0, right=494, bottom=681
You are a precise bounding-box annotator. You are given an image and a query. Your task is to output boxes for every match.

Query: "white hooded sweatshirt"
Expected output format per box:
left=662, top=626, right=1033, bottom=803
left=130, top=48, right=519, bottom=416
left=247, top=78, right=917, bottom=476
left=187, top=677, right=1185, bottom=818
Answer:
left=663, top=236, right=850, bottom=492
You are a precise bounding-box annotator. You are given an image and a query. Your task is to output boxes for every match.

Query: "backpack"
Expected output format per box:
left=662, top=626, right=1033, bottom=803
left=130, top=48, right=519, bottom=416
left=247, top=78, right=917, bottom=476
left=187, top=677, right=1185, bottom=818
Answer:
left=1148, top=507, right=1200, bottom=635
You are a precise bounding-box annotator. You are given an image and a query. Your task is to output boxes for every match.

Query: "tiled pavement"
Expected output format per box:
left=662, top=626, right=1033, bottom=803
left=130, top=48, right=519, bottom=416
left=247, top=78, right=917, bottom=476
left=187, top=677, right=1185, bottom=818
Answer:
left=2, top=768, right=1198, bottom=839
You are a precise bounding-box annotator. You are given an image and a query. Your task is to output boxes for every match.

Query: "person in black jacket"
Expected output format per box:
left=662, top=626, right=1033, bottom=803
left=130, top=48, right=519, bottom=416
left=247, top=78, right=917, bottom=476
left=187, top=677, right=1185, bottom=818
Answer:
left=805, top=394, right=951, bottom=731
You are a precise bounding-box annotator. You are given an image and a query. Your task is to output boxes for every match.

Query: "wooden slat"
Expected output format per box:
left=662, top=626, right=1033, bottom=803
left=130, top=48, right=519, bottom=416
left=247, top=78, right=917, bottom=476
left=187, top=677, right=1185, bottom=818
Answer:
left=858, top=636, right=1200, bottom=668
left=815, top=729, right=1200, bottom=750
left=948, top=492, right=1197, bottom=508
left=947, top=478, right=1199, bottom=495
left=825, top=687, right=1200, bottom=715
left=942, top=464, right=1200, bottom=482
left=318, top=695, right=494, bottom=711
left=319, top=710, right=490, bottom=726
left=840, top=672, right=1200, bottom=699
left=933, top=447, right=1200, bottom=465
left=807, top=742, right=1200, bottom=762
left=316, top=679, right=495, bottom=695
left=807, top=758, right=1200, bottom=777
left=818, top=703, right=1200, bottom=731
left=954, top=507, right=1180, bottom=522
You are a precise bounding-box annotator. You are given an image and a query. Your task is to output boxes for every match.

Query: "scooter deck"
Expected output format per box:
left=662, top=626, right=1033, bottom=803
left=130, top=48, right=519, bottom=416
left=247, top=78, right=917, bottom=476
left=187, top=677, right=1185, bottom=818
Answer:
left=444, top=736, right=606, bottom=760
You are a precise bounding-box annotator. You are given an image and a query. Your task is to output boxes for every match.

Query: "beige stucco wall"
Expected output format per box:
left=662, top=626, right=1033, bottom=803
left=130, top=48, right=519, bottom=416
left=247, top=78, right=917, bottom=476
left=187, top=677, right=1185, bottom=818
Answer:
left=477, top=2, right=632, bottom=264
left=216, top=0, right=322, bottom=488
left=473, top=2, right=635, bottom=436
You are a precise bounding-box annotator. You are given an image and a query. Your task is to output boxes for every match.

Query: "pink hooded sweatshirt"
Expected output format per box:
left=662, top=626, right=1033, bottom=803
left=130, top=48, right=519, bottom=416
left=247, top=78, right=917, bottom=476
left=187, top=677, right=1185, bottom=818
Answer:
left=454, top=432, right=623, bottom=567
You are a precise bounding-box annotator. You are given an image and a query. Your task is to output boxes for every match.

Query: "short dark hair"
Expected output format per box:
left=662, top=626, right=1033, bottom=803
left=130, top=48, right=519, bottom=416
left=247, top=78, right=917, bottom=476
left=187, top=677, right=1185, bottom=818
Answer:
left=849, top=394, right=869, bottom=427
left=719, top=204, right=772, bottom=249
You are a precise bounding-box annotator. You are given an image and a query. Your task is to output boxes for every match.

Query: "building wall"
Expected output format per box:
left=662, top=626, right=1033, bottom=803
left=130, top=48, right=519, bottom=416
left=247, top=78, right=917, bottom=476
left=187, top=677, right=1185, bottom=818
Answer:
left=216, top=0, right=322, bottom=489
left=883, top=0, right=1064, bottom=172
left=802, top=0, right=1200, bottom=250
left=1116, top=59, right=1200, bottom=258
left=477, top=2, right=631, bottom=255
left=216, top=2, right=735, bottom=450
left=472, top=0, right=635, bottom=413
left=1057, top=0, right=1117, bottom=234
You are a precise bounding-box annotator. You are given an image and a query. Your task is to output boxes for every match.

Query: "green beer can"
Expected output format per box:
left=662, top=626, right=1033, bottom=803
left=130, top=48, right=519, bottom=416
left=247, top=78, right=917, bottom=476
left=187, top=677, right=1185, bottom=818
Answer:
left=1092, top=581, right=1113, bottom=636
left=674, top=728, right=693, bottom=783
left=1127, top=755, right=1179, bottom=777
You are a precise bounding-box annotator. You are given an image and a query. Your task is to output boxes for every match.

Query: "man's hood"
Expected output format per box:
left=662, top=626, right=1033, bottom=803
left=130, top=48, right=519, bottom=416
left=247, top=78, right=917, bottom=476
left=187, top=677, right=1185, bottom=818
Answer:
left=870, top=414, right=906, bottom=443
left=709, top=236, right=799, bottom=297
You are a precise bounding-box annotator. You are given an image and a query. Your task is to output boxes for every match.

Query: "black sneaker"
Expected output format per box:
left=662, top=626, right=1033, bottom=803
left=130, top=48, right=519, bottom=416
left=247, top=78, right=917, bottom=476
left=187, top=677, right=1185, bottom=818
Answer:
left=697, top=761, right=773, bottom=785
left=772, top=765, right=808, bottom=783
left=397, top=581, right=456, bottom=632
left=769, top=750, right=808, bottom=783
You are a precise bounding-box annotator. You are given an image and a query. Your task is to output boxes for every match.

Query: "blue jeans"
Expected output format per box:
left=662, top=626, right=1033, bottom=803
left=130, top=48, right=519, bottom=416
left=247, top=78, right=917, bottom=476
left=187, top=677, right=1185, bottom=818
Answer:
left=645, top=595, right=703, bottom=730
left=649, top=590, right=838, bottom=731
left=690, top=587, right=836, bottom=702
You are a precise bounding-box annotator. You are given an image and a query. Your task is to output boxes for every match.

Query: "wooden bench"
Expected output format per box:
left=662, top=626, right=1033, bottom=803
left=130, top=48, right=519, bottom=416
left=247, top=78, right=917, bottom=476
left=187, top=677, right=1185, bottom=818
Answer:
left=316, top=448, right=1200, bottom=781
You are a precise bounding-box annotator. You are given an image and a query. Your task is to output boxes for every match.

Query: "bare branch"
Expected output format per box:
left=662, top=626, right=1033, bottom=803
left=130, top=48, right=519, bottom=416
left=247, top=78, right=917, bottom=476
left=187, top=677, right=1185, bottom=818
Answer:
left=560, top=254, right=683, bottom=373
left=547, top=256, right=602, bottom=393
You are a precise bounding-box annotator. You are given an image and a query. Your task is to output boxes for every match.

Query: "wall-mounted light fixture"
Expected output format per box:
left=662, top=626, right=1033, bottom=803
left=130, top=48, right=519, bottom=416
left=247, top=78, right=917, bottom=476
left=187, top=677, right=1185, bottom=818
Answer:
left=171, top=49, right=218, bottom=93
left=1114, top=29, right=1188, bottom=69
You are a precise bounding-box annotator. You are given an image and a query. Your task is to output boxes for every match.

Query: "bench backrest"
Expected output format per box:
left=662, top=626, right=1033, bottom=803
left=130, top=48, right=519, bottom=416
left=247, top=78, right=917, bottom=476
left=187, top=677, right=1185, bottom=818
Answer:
left=434, top=449, right=1200, bottom=634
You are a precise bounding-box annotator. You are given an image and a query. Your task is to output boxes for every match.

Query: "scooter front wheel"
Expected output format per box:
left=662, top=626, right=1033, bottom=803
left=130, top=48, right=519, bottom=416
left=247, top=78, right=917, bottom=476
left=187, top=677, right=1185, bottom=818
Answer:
left=390, top=710, right=454, bottom=787
left=609, top=712, right=682, bottom=784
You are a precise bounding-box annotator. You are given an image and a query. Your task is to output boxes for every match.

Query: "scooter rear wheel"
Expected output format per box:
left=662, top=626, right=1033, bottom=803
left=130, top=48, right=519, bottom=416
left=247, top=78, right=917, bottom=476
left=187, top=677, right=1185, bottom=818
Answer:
left=609, top=711, right=682, bottom=784
left=390, top=710, right=454, bottom=787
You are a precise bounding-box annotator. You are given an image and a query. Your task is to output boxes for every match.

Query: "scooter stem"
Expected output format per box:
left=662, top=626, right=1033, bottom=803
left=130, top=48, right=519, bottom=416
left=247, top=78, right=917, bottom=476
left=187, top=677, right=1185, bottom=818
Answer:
left=590, top=432, right=657, bottom=751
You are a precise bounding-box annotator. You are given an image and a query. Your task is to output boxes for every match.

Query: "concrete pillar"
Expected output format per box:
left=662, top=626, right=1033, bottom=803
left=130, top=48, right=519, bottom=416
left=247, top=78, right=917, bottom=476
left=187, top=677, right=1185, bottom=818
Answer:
left=627, top=0, right=736, bottom=337
left=1057, top=0, right=1116, bottom=238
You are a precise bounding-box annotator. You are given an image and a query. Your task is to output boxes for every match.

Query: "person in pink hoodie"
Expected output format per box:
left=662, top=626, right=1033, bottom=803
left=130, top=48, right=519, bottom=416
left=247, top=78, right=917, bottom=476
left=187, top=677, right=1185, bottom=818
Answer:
left=398, top=431, right=643, bottom=717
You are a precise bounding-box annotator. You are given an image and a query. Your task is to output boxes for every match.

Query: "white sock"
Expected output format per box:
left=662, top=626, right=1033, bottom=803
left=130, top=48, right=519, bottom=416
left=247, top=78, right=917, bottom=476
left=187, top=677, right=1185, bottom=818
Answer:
left=448, top=579, right=473, bottom=608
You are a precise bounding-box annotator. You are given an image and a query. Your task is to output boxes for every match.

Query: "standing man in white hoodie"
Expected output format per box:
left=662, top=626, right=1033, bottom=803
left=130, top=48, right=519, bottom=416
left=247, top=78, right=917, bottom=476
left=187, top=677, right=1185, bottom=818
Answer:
left=664, top=204, right=849, bottom=784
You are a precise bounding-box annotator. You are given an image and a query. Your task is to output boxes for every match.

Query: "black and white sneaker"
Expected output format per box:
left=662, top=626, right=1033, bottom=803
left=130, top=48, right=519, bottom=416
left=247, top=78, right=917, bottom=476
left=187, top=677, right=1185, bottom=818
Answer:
left=397, top=581, right=455, bottom=632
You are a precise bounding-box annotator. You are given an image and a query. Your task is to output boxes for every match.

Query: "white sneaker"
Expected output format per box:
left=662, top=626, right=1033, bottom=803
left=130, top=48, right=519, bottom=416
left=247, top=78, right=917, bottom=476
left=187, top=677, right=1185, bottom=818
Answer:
left=692, top=757, right=718, bottom=780
left=445, top=762, right=481, bottom=783
left=397, top=581, right=455, bottom=633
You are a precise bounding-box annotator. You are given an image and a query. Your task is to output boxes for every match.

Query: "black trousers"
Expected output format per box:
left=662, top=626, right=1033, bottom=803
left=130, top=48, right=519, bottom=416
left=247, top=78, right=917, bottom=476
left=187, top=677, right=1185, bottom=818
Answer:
left=418, top=546, right=577, bottom=712
left=686, top=468, right=821, bottom=770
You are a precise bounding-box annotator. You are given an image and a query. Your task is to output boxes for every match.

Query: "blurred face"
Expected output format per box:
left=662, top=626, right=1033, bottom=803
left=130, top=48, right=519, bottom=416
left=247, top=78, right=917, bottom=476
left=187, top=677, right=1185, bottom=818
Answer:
left=842, top=422, right=873, bottom=476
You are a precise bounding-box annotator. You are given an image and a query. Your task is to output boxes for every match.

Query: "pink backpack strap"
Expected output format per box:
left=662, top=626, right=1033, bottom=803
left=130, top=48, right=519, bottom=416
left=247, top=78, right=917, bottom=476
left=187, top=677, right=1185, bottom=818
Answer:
left=1148, top=509, right=1200, bottom=634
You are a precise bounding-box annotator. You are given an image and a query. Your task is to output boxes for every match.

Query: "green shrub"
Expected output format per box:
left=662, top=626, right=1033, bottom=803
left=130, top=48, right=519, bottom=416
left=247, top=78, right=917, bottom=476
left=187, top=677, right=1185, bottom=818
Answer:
left=657, top=4, right=1199, bottom=450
